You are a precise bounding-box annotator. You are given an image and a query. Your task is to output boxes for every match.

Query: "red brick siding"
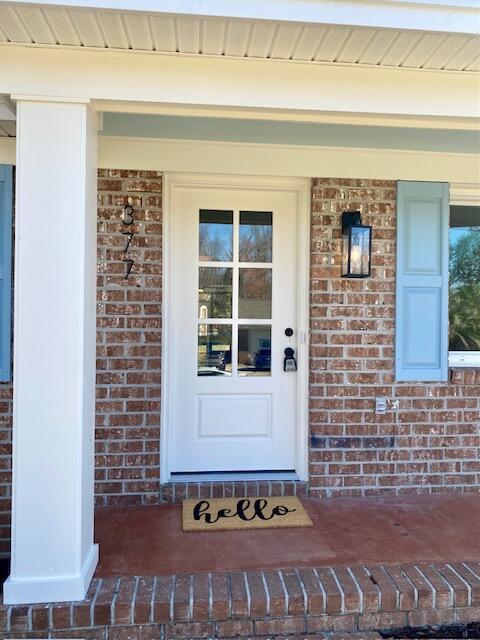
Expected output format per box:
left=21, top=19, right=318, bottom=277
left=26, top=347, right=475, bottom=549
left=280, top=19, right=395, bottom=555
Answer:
left=309, top=177, right=480, bottom=496
left=95, top=169, right=162, bottom=507
left=0, top=173, right=479, bottom=557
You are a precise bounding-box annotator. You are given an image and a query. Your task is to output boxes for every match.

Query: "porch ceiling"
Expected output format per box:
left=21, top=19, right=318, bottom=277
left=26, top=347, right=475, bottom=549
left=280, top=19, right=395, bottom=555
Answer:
left=0, top=2, right=479, bottom=72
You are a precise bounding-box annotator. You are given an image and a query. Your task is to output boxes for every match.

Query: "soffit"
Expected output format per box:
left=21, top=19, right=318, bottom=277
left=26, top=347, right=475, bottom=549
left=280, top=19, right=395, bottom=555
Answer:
left=0, top=3, right=479, bottom=72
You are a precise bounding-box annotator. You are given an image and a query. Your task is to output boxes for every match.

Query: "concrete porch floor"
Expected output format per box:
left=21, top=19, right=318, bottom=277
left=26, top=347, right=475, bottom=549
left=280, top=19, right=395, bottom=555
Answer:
left=3, top=493, right=480, bottom=639
left=95, top=493, right=480, bottom=576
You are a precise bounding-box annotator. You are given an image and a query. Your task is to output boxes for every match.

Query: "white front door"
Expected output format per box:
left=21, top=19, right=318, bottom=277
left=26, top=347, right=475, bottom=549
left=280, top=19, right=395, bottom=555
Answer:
left=168, top=179, right=302, bottom=473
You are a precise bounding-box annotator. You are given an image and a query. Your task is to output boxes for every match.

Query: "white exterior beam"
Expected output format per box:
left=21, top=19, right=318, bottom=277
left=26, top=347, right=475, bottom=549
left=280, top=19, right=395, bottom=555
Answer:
left=6, top=0, right=480, bottom=35
left=0, top=134, right=478, bottom=184
left=2, top=46, right=479, bottom=123
left=4, top=96, right=98, bottom=605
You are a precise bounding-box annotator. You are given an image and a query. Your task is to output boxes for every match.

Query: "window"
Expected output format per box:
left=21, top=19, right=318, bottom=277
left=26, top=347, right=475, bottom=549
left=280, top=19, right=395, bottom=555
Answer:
left=449, top=205, right=480, bottom=367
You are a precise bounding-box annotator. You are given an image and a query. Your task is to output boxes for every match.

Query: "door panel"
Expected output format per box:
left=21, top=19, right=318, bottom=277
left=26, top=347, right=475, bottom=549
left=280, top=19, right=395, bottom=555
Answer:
left=170, top=186, right=298, bottom=472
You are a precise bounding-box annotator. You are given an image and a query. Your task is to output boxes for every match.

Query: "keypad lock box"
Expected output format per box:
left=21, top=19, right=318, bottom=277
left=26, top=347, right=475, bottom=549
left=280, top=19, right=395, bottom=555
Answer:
left=283, top=347, right=297, bottom=372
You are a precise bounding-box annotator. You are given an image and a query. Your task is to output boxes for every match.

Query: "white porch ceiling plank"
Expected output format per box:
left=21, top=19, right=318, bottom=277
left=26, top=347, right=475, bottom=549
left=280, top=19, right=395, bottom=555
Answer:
left=246, top=22, right=278, bottom=58
left=358, top=30, right=395, bottom=65
left=269, top=23, right=301, bottom=60
left=150, top=15, right=175, bottom=51
left=224, top=20, right=250, bottom=57
left=421, top=34, right=472, bottom=70
left=0, top=6, right=478, bottom=73
left=6, top=0, right=479, bottom=36
left=201, top=19, right=226, bottom=56
left=42, top=8, right=81, bottom=46
left=314, top=28, right=351, bottom=62
left=291, top=25, right=327, bottom=61
left=175, top=16, right=200, bottom=54
left=336, top=28, right=376, bottom=63
left=124, top=14, right=152, bottom=51
left=380, top=31, right=422, bottom=67
left=444, top=38, right=480, bottom=70
left=13, top=5, right=56, bottom=44
left=401, top=33, right=448, bottom=68
left=69, top=9, right=105, bottom=47
left=0, top=6, right=32, bottom=42
left=465, top=54, right=480, bottom=72
left=96, top=12, right=129, bottom=49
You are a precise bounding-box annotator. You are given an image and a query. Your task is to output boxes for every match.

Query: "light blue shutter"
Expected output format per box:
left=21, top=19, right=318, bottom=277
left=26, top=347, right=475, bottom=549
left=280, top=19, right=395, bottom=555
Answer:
left=0, top=165, right=13, bottom=382
left=395, top=181, right=449, bottom=382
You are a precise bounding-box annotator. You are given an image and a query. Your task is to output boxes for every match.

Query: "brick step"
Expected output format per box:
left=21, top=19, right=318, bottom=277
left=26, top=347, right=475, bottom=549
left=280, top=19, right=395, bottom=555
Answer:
left=218, top=634, right=383, bottom=640
left=2, top=562, right=480, bottom=638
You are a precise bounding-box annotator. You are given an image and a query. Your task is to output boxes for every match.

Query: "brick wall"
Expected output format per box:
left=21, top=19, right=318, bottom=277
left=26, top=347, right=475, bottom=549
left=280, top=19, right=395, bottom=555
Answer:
left=0, top=172, right=479, bottom=556
left=309, top=177, right=480, bottom=497
left=95, top=169, right=162, bottom=507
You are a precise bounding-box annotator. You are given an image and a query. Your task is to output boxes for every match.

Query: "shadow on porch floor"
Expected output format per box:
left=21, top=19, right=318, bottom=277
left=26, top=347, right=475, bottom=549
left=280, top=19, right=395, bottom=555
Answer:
left=95, top=493, right=480, bottom=576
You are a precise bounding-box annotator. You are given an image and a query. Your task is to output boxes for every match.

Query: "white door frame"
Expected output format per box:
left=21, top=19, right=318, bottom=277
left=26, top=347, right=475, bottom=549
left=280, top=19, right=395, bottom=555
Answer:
left=161, top=172, right=311, bottom=483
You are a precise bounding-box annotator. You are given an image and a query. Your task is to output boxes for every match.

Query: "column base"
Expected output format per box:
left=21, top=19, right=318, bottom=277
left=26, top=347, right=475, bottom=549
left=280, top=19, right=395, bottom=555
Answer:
left=3, top=543, right=99, bottom=605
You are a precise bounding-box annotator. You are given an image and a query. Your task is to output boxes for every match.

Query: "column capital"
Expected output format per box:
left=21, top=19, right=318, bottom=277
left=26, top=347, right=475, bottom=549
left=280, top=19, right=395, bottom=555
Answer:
left=11, top=94, right=91, bottom=105
left=12, top=95, right=101, bottom=129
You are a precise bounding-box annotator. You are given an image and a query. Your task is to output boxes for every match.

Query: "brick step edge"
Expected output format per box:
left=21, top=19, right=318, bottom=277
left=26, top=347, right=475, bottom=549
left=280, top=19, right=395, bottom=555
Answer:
left=1, top=629, right=385, bottom=640
left=158, top=480, right=309, bottom=503
left=3, top=562, right=480, bottom=634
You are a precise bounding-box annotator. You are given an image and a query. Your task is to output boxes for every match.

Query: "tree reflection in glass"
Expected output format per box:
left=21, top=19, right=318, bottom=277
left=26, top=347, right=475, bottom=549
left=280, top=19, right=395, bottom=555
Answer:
left=449, top=206, right=480, bottom=351
left=199, top=210, right=233, bottom=262
left=239, top=211, right=272, bottom=262
left=198, top=267, right=232, bottom=319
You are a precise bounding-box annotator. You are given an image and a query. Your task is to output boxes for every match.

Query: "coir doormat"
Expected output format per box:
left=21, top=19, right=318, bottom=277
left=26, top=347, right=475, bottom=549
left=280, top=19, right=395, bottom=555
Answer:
left=182, top=496, right=313, bottom=532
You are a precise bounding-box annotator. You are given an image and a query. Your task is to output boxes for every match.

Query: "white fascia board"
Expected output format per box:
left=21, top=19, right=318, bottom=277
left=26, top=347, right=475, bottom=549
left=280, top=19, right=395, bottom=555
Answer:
left=4, top=0, right=480, bottom=35
left=2, top=46, right=479, bottom=122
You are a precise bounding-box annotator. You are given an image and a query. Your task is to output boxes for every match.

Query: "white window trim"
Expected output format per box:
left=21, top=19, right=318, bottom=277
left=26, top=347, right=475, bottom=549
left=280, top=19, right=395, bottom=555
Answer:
left=448, top=183, right=480, bottom=369
left=449, top=351, right=480, bottom=368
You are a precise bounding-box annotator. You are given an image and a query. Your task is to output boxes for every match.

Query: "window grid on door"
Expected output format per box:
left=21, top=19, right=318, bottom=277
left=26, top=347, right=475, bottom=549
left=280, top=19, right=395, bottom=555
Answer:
left=197, top=209, right=273, bottom=377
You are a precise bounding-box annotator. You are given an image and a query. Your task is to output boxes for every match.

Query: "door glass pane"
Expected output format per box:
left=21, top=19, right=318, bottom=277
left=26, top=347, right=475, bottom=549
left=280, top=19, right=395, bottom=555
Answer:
left=239, top=211, right=272, bottom=262
left=199, top=210, right=233, bottom=262
left=238, top=268, right=272, bottom=319
left=199, top=267, right=232, bottom=319
left=198, top=324, right=232, bottom=376
left=238, top=325, right=271, bottom=376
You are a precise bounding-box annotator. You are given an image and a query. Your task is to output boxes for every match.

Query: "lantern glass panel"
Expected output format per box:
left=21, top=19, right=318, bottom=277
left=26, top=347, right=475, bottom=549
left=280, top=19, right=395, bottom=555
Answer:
left=342, top=225, right=371, bottom=278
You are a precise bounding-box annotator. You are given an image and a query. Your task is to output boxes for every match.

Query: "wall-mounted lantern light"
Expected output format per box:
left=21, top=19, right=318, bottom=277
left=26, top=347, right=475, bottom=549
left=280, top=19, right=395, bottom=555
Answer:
left=341, top=211, right=372, bottom=278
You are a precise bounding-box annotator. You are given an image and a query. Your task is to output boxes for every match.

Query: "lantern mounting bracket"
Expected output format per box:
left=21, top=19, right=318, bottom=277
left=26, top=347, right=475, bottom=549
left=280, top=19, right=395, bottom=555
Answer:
left=342, top=211, right=362, bottom=231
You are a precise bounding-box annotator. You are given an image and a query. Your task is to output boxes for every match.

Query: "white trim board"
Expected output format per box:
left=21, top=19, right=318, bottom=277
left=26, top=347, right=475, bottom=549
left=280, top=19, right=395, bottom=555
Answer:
left=160, top=173, right=311, bottom=483
left=1, top=136, right=478, bottom=184
left=2, top=46, right=478, bottom=121
left=99, top=137, right=480, bottom=184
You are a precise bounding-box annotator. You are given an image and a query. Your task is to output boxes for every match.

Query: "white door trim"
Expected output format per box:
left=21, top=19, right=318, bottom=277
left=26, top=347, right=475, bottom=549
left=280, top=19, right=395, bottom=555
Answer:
left=161, top=172, right=311, bottom=483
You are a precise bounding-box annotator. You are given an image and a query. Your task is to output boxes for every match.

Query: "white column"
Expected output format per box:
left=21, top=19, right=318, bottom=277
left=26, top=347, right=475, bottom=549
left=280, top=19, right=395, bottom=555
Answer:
left=4, top=97, right=98, bottom=605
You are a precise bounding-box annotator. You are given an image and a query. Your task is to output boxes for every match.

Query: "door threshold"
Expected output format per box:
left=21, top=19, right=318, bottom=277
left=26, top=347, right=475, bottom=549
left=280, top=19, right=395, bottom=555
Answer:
left=169, top=471, right=300, bottom=483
